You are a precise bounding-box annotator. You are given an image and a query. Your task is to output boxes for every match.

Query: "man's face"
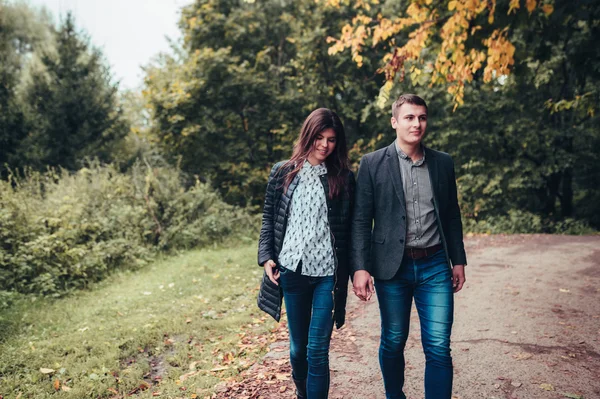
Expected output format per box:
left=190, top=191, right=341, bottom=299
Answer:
left=391, top=103, right=428, bottom=148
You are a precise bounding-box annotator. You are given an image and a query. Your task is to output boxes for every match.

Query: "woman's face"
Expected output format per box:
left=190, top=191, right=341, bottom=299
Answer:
left=307, top=128, right=337, bottom=165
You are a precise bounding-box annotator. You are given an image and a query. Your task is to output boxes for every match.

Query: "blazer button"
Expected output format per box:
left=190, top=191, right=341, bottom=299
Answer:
left=402, top=216, right=406, bottom=220
left=400, top=239, right=404, bottom=243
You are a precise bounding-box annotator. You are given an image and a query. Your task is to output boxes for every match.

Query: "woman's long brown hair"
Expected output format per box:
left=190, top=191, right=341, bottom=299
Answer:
left=281, top=108, right=350, bottom=199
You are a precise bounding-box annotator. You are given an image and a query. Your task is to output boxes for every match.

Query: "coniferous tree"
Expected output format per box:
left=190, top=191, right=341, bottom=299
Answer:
left=21, top=12, right=128, bottom=170
left=0, top=1, right=51, bottom=174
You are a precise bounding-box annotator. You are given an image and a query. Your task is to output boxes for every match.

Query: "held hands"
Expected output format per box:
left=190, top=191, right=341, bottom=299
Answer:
left=353, top=270, right=374, bottom=301
left=452, top=265, right=466, bottom=293
left=263, top=259, right=280, bottom=285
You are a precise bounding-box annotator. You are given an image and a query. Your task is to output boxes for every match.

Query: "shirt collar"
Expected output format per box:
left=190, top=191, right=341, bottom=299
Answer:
left=302, top=159, right=328, bottom=176
left=395, top=140, right=426, bottom=166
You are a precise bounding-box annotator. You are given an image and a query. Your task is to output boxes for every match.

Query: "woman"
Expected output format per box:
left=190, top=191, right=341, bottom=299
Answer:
left=257, top=108, right=355, bottom=399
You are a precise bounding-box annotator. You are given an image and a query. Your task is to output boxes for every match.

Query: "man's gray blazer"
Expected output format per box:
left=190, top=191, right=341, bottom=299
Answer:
left=351, top=142, right=467, bottom=280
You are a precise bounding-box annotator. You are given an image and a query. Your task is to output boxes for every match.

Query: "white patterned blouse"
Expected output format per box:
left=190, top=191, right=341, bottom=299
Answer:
left=277, top=160, right=335, bottom=277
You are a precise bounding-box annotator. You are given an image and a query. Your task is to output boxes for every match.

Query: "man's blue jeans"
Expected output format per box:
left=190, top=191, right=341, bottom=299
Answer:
left=279, top=266, right=335, bottom=399
left=374, top=249, right=454, bottom=399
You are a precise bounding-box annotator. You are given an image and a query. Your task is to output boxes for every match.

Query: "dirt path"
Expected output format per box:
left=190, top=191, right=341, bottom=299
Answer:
left=217, top=235, right=600, bottom=399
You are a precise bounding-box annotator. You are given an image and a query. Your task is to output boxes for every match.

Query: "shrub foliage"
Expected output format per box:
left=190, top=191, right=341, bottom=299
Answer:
left=0, top=161, right=257, bottom=296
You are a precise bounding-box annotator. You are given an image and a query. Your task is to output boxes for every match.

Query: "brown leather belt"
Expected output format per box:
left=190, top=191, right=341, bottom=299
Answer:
left=404, top=244, right=443, bottom=260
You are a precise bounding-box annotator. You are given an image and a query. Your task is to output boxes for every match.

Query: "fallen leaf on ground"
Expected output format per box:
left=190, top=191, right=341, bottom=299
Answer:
left=559, top=288, right=570, bottom=293
left=562, top=393, right=583, bottom=399
left=540, top=383, right=555, bottom=391
left=513, top=352, right=533, bottom=360
left=179, top=370, right=204, bottom=382
left=40, top=368, right=55, bottom=374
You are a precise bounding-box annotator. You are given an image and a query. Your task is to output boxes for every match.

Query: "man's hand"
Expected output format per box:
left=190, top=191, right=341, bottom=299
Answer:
left=452, top=265, right=466, bottom=293
left=263, top=259, right=280, bottom=285
left=353, top=270, right=374, bottom=301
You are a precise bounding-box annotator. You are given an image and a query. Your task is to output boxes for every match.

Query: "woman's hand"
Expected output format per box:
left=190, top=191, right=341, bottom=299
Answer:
left=263, top=259, right=280, bottom=285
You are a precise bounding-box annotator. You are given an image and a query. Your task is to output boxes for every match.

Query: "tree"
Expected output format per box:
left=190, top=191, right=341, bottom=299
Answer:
left=0, top=1, right=51, bottom=174
left=20, top=12, right=128, bottom=170
left=403, top=0, right=600, bottom=229
left=325, top=0, right=556, bottom=109
left=145, top=0, right=386, bottom=207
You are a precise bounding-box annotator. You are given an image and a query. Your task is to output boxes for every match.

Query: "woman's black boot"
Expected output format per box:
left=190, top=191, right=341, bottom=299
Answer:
left=293, top=377, right=307, bottom=398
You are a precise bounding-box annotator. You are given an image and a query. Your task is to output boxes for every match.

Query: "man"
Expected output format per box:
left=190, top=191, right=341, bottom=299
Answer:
left=351, top=94, right=467, bottom=399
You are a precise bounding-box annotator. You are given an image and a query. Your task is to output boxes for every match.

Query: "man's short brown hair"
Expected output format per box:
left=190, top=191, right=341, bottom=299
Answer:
left=392, top=94, right=428, bottom=119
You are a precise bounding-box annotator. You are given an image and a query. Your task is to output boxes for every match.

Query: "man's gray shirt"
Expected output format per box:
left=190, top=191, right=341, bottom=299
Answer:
left=395, top=140, right=441, bottom=249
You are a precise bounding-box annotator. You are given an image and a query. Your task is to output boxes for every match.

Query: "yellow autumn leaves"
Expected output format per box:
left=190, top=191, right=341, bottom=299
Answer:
left=323, top=0, right=554, bottom=109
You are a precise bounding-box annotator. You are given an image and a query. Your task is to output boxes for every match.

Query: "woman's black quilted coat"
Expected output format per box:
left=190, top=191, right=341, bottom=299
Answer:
left=257, top=161, right=355, bottom=328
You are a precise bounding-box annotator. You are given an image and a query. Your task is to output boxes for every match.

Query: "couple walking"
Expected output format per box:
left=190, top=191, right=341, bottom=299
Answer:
left=257, top=94, right=467, bottom=399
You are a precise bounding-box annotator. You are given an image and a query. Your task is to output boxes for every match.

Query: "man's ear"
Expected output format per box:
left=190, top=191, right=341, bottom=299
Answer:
left=391, top=116, right=397, bottom=128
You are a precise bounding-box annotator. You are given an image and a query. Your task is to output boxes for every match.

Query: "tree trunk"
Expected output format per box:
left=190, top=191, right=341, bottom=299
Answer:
left=561, top=168, right=573, bottom=218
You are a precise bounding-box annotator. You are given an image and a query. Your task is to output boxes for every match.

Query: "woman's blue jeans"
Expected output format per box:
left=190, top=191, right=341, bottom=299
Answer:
left=374, top=250, right=454, bottom=399
left=279, top=266, right=335, bottom=399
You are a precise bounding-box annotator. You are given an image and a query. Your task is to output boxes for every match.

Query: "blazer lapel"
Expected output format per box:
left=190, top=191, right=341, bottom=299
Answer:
left=425, top=146, right=440, bottom=199
left=385, top=142, right=407, bottom=212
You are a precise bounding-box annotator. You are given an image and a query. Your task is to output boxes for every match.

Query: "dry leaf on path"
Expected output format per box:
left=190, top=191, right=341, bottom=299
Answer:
left=540, top=383, right=555, bottom=391
left=513, top=352, right=533, bottom=360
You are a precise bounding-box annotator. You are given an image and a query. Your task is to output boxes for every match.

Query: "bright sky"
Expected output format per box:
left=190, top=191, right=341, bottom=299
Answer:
left=27, top=0, right=193, bottom=90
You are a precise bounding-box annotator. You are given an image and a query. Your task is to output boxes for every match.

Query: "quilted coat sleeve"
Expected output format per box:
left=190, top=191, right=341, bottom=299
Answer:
left=257, top=163, right=281, bottom=266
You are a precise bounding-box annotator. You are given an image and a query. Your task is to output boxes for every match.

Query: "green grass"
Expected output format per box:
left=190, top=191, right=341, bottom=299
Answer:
left=0, top=244, right=277, bottom=398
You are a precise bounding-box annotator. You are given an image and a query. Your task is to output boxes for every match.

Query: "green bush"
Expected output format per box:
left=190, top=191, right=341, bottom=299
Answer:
left=463, top=209, right=596, bottom=235
left=0, top=162, right=258, bottom=296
